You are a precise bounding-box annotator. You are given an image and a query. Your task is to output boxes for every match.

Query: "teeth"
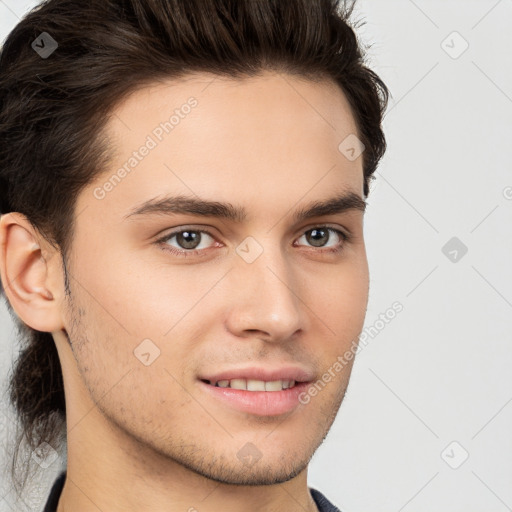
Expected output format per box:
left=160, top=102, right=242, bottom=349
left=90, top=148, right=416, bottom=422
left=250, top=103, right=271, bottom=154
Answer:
left=265, top=380, right=283, bottom=391
left=229, top=379, right=247, bottom=390
left=212, top=378, right=297, bottom=391
left=247, top=379, right=266, bottom=391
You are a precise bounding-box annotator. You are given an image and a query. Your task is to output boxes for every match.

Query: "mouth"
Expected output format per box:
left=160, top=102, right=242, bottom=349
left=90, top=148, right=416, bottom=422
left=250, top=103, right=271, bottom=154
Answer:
left=201, top=378, right=299, bottom=391
left=197, top=367, right=314, bottom=416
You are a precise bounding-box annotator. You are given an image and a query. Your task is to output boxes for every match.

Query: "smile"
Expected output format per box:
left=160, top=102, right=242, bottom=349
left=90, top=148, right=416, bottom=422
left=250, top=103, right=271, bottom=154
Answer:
left=205, top=378, right=297, bottom=391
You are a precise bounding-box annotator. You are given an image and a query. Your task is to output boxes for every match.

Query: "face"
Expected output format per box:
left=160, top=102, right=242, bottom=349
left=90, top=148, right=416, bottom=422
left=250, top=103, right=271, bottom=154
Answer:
left=57, top=71, right=369, bottom=485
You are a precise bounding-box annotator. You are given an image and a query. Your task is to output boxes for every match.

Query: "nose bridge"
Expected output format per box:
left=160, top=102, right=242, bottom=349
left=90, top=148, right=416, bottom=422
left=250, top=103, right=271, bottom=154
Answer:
left=226, top=237, right=305, bottom=340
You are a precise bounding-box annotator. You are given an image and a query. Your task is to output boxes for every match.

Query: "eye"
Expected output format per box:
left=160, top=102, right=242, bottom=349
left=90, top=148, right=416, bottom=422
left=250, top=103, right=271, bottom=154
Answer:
left=155, top=228, right=218, bottom=257
left=154, top=225, right=351, bottom=258
left=295, top=227, right=349, bottom=253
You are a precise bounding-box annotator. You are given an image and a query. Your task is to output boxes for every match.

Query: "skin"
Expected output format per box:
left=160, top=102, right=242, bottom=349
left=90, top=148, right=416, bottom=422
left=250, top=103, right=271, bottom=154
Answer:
left=0, top=70, right=369, bottom=512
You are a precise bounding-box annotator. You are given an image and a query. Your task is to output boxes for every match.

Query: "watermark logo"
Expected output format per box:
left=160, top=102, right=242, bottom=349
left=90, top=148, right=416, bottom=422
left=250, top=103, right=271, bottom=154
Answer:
left=237, top=442, right=263, bottom=468
left=134, top=338, right=161, bottom=366
left=441, top=31, right=469, bottom=60
left=31, top=442, right=59, bottom=469
left=32, top=32, right=58, bottom=59
left=338, top=134, right=365, bottom=162
left=441, top=441, right=469, bottom=469
left=236, top=236, right=264, bottom=263
left=442, top=236, right=468, bottom=263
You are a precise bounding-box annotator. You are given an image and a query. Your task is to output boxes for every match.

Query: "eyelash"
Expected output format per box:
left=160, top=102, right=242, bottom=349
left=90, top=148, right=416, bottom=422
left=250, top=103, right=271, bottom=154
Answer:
left=154, top=226, right=352, bottom=258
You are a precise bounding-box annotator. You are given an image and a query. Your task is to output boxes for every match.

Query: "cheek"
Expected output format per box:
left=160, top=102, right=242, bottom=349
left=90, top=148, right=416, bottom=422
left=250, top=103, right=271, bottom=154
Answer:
left=73, top=237, right=221, bottom=336
left=66, top=293, right=200, bottom=426
left=66, top=265, right=224, bottom=412
left=306, top=260, right=369, bottom=333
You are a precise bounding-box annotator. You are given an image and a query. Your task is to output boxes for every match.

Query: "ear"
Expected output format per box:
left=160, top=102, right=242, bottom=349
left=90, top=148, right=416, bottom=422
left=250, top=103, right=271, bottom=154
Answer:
left=0, top=212, right=66, bottom=332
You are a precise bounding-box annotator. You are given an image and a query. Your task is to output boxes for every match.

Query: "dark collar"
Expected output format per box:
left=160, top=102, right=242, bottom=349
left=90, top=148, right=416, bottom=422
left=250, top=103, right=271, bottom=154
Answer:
left=43, top=471, right=66, bottom=512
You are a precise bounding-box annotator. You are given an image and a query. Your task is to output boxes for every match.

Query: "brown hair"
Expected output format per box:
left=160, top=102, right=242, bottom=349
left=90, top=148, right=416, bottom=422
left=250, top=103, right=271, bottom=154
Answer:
left=0, top=0, right=389, bottom=497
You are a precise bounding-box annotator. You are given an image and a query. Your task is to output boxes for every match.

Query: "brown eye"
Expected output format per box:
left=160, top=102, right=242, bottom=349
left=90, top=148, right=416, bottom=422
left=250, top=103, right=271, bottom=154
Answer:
left=305, top=228, right=330, bottom=247
left=174, top=230, right=202, bottom=250
left=156, top=228, right=217, bottom=257
left=296, top=227, right=348, bottom=250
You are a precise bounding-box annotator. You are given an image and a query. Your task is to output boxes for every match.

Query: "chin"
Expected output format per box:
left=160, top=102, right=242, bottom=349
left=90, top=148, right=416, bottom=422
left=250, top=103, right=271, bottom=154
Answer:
left=168, top=444, right=314, bottom=487
left=193, top=458, right=310, bottom=486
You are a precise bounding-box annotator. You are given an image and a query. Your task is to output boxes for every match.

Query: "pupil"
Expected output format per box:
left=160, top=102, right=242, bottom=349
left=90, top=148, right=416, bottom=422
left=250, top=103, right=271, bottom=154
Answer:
left=307, top=228, right=328, bottom=247
left=178, top=231, right=200, bottom=249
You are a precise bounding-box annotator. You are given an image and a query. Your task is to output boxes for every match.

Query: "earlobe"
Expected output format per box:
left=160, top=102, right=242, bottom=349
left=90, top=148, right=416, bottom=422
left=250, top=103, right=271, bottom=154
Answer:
left=0, top=212, right=64, bottom=332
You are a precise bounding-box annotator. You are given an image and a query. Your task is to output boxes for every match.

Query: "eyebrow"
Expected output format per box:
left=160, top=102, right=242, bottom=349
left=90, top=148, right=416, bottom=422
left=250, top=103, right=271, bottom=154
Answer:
left=123, top=190, right=366, bottom=223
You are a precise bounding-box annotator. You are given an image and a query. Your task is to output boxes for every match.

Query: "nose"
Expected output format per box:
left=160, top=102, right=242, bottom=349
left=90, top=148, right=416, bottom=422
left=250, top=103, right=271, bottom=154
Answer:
left=224, top=243, right=307, bottom=343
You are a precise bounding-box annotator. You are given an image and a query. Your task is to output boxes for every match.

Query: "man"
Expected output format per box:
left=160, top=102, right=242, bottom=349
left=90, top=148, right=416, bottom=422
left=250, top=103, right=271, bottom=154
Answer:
left=0, top=0, right=388, bottom=510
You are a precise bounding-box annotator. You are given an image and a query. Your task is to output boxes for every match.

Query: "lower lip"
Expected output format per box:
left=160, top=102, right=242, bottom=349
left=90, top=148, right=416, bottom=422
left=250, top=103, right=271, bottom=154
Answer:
left=198, top=380, right=310, bottom=416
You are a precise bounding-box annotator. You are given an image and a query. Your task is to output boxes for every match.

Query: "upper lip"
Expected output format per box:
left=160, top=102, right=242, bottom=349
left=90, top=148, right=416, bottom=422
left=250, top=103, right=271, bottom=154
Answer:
left=199, top=366, right=315, bottom=384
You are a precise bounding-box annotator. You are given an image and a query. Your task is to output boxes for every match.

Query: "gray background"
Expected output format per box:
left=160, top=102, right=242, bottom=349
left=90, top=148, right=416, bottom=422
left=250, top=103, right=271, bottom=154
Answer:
left=1, top=0, right=511, bottom=511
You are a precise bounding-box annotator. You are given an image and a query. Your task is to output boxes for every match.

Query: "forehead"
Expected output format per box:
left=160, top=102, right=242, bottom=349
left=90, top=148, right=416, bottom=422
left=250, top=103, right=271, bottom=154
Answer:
left=112, top=70, right=357, bottom=123
left=81, top=71, right=364, bottom=221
